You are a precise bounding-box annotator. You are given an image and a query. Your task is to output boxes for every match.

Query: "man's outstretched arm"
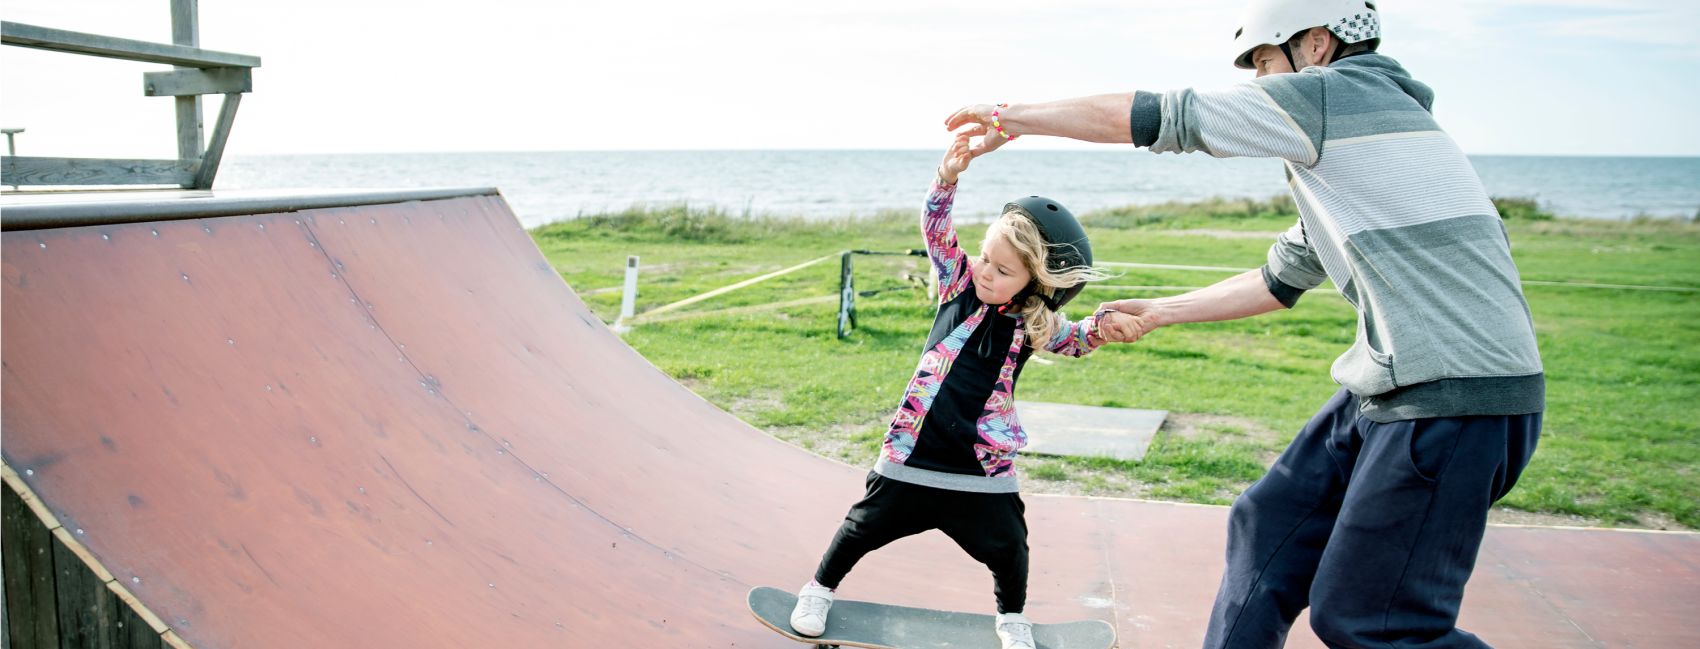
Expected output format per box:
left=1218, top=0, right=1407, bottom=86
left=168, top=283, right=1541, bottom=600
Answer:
left=1097, top=270, right=1288, bottom=343
left=944, top=93, right=1135, bottom=155
left=949, top=73, right=1325, bottom=164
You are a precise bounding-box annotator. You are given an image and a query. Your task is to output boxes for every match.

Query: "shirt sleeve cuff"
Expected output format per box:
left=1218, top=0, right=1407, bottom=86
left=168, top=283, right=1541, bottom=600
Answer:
left=930, top=176, right=958, bottom=194
left=1130, top=91, right=1162, bottom=148
left=1261, top=265, right=1307, bottom=309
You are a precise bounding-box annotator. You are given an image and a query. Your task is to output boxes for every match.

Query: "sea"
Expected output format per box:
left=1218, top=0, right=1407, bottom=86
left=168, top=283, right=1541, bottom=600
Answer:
left=218, top=151, right=1700, bottom=229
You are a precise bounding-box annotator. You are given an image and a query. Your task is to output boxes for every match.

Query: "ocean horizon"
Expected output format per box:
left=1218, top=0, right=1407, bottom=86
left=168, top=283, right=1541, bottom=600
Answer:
left=219, top=150, right=1700, bottom=229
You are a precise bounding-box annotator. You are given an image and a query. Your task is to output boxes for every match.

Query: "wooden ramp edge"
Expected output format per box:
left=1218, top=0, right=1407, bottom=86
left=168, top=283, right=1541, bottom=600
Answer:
left=3, top=465, right=190, bottom=649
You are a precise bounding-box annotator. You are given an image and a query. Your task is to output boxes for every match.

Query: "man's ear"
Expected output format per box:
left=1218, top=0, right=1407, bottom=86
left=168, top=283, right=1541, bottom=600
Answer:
left=1305, top=27, right=1338, bottom=66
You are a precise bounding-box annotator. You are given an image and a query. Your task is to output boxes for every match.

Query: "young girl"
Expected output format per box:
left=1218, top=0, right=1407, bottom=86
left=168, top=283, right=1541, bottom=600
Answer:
left=789, top=133, right=1123, bottom=649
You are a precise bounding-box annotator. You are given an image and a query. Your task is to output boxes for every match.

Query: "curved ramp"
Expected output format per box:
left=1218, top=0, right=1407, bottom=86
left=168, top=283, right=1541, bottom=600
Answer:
left=3, top=191, right=1695, bottom=648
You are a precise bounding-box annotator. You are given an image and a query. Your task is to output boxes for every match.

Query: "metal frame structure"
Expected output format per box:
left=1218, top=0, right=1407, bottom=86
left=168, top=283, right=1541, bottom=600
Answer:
left=836, top=248, right=928, bottom=338
left=0, top=0, right=260, bottom=190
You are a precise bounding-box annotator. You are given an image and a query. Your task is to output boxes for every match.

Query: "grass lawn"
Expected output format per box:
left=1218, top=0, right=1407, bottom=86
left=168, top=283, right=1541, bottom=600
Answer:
left=531, top=198, right=1700, bottom=530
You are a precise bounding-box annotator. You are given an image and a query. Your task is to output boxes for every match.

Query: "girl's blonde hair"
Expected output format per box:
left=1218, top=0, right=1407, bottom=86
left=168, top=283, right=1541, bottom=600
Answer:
left=983, top=208, right=1111, bottom=347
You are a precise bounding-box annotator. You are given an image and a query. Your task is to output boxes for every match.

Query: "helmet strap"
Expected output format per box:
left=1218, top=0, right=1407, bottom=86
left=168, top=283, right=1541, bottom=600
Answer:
left=1278, top=42, right=1298, bottom=71
left=1002, top=282, right=1059, bottom=314
left=1035, top=290, right=1060, bottom=311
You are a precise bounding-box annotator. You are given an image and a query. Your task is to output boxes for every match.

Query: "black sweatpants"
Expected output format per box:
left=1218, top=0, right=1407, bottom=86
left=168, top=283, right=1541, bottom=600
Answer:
left=1204, top=388, right=1541, bottom=649
left=813, top=471, right=1030, bottom=614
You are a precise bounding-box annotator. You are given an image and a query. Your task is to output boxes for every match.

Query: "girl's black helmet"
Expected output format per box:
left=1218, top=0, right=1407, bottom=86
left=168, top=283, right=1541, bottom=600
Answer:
left=1005, top=195, right=1093, bottom=308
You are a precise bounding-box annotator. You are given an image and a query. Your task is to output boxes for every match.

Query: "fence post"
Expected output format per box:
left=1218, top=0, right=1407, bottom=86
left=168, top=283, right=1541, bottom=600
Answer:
left=837, top=252, right=855, bottom=339
left=615, top=255, right=639, bottom=333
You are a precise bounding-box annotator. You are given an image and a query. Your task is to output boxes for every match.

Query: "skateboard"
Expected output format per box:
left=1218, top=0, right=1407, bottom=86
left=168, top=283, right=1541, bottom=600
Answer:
left=748, top=586, right=1116, bottom=649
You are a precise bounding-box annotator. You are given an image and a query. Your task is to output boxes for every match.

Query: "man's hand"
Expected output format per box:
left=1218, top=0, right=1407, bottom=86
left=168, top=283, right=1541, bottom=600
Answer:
left=944, top=104, right=1013, bottom=158
left=1096, top=300, right=1161, bottom=344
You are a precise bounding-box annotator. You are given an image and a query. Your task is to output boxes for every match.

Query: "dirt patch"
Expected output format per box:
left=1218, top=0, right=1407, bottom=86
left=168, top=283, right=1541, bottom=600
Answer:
left=638, top=261, right=693, bottom=275
left=1163, top=412, right=1283, bottom=442
left=1630, top=512, right=1694, bottom=532
left=1022, top=461, right=1155, bottom=499
left=1163, top=412, right=1288, bottom=466
left=676, top=377, right=709, bottom=394
left=1487, top=509, right=1601, bottom=528
left=724, top=396, right=785, bottom=420
left=1488, top=509, right=1693, bottom=532
left=766, top=421, right=882, bottom=467
left=677, top=378, right=783, bottom=420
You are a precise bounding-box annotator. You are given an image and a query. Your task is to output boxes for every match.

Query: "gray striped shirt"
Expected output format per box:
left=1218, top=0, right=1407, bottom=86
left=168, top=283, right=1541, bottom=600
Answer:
left=1131, top=53, right=1544, bottom=422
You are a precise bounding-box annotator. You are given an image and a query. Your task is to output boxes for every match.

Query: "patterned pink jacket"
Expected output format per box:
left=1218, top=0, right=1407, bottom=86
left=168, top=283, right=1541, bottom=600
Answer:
left=874, top=179, right=1106, bottom=494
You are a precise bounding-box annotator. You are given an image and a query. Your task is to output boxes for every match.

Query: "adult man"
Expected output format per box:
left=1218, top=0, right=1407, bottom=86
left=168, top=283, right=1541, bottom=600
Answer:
left=945, top=2, right=1543, bottom=647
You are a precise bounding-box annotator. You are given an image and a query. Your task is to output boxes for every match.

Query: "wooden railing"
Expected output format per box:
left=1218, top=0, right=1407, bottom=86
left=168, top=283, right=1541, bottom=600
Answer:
left=0, top=0, right=261, bottom=190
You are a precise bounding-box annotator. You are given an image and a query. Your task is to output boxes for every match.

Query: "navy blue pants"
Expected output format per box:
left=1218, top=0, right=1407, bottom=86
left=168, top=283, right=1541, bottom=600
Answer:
left=1204, top=388, right=1540, bottom=649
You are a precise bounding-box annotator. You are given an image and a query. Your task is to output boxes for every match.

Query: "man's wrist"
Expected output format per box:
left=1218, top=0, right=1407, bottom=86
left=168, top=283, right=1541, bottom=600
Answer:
left=1145, top=298, right=1173, bottom=329
left=992, top=103, right=1021, bottom=140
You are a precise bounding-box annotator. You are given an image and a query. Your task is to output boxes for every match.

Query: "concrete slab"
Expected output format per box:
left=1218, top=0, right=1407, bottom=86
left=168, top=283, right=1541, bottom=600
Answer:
left=1017, top=401, right=1169, bottom=461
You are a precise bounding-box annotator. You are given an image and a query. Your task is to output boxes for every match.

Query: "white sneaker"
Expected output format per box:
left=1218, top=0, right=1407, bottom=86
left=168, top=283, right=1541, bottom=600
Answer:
left=996, top=612, right=1035, bottom=649
left=789, top=582, right=834, bottom=637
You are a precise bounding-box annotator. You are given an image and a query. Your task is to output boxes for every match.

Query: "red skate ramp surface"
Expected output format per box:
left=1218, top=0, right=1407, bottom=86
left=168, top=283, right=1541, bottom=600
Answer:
left=3, top=190, right=1695, bottom=648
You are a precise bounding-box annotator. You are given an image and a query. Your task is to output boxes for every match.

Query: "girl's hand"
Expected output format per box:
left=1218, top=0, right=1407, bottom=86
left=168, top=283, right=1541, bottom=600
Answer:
left=1095, top=303, right=1159, bottom=344
left=938, top=127, right=983, bottom=185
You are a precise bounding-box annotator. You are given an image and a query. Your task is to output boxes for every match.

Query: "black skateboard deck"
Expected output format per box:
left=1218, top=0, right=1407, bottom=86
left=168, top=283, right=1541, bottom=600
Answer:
left=748, top=586, right=1116, bottom=648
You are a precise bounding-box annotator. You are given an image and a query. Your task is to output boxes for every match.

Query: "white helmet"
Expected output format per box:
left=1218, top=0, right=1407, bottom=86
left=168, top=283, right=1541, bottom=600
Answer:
left=1232, top=0, right=1381, bottom=69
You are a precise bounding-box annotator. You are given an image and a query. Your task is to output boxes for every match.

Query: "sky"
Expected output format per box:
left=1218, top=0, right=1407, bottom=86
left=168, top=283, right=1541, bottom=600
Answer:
left=1, top=0, right=1697, bottom=158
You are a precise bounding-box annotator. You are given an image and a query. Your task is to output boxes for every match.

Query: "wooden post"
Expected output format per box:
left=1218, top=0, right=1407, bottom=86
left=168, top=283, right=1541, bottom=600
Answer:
left=193, top=92, right=241, bottom=189
left=2, top=487, right=7, bottom=649
left=171, top=0, right=202, bottom=179
left=2, top=483, right=60, bottom=648
left=2, top=128, right=20, bottom=191
left=1, top=128, right=20, bottom=156
left=51, top=536, right=123, bottom=649
left=837, top=252, right=855, bottom=339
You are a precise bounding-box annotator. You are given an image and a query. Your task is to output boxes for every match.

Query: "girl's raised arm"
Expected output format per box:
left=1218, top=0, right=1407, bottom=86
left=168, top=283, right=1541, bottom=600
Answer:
left=925, top=132, right=981, bottom=305
left=922, top=178, right=971, bottom=305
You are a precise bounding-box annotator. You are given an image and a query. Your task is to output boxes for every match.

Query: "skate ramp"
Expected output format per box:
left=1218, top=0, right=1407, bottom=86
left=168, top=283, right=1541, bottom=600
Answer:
left=3, top=189, right=1695, bottom=648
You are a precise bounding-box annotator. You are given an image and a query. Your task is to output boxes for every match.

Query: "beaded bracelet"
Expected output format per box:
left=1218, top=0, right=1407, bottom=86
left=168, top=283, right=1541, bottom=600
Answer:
left=1088, top=307, right=1119, bottom=344
left=991, top=103, right=1019, bottom=140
